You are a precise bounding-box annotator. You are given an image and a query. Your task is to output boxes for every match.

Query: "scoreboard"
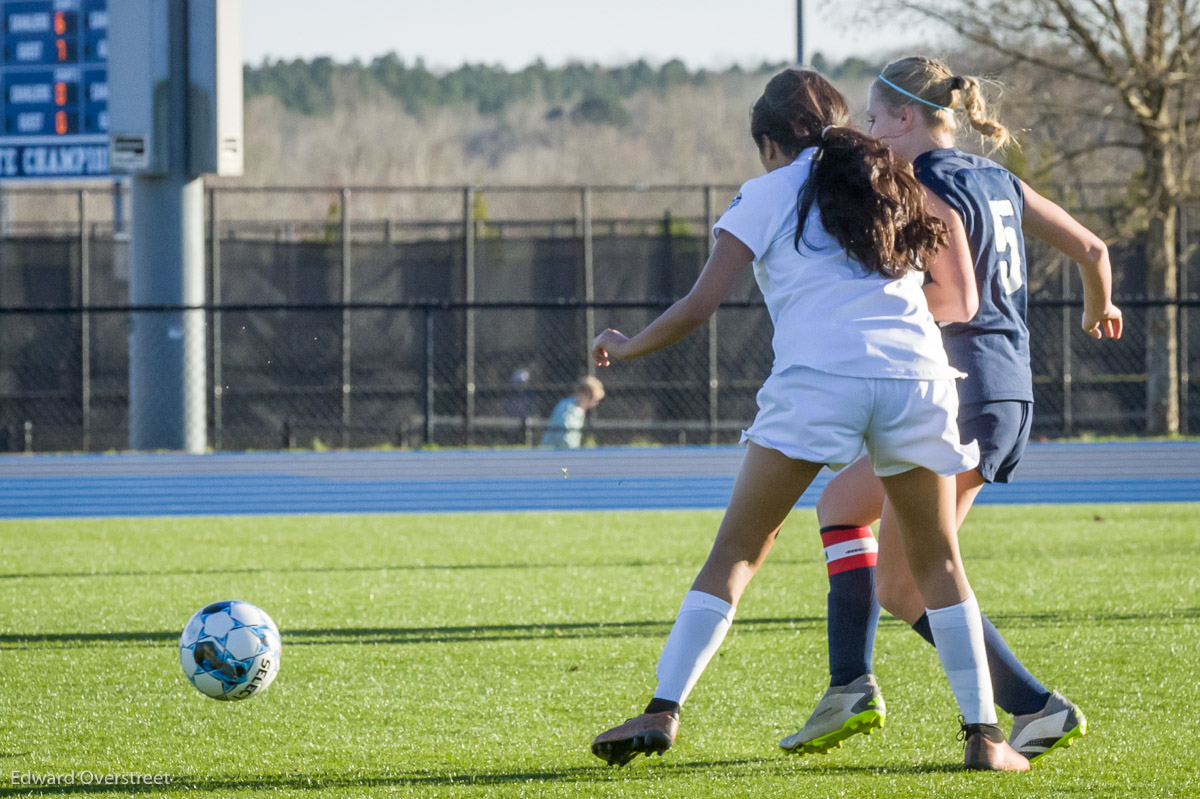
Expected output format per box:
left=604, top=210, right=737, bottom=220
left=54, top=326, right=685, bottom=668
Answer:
left=0, top=0, right=107, bottom=180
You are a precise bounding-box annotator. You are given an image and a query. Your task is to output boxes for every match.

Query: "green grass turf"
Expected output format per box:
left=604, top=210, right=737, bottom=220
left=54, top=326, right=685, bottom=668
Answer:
left=1, top=504, right=1198, bottom=797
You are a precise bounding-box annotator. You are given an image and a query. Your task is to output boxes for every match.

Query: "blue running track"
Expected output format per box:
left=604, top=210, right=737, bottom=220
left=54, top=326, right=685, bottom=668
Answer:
left=0, top=442, right=1196, bottom=519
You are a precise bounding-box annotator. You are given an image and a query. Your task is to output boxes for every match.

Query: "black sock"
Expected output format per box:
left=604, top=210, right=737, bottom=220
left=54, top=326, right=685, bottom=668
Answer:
left=962, top=722, right=1005, bottom=743
left=644, top=697, right=680, bottom=715
left=911, top=612, right=936, bottom=644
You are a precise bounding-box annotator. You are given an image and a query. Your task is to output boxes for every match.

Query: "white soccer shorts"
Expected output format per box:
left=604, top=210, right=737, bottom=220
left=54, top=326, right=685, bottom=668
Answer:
left=741, top=366, right=979, bottom=477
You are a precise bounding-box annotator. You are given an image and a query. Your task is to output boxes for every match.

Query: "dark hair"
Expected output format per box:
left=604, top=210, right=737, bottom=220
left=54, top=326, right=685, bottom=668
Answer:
left=751, top=69, right=947, bottom=278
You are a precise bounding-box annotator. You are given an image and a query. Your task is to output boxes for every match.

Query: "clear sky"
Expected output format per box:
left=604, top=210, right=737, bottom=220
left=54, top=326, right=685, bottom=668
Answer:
left=241, top=0, right=934, bottom=70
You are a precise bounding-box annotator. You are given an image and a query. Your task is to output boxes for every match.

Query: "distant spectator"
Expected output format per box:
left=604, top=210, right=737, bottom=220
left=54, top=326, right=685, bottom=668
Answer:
left=504, top=368, right=537, bottom=421
left=540, top=376, right=605, bottom=449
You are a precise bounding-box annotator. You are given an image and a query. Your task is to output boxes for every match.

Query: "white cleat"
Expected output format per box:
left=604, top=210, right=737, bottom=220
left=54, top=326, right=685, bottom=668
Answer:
left=1009, top=690, right=1087, bottom=763
left=780, top=674, right=885, bottom=755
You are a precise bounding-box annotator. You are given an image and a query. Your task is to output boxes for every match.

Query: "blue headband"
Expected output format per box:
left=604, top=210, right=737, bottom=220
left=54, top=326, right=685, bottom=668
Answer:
left=876, top=75, right=952, bottom=112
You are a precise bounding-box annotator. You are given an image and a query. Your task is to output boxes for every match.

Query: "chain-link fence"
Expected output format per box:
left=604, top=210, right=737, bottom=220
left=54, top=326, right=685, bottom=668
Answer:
left=0, top=184, right=1197, bottom=452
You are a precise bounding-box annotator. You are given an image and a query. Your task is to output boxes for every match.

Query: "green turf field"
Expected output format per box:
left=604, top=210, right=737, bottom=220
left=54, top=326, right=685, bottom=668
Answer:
left=1, top=504, right=1198, bottom=797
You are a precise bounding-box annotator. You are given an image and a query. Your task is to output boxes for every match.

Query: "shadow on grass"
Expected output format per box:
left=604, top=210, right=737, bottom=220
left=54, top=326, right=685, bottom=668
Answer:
left=0, top=557, right=829, bottom=582
left=0, top=615, right=825, bottom=650
left=0, top=560, right=692, bottom=581
left=792, top=762, right=960, bottom=776
left=4, top=606, right=1198, bottom=651
left=7, top=757, right=971, bottom=796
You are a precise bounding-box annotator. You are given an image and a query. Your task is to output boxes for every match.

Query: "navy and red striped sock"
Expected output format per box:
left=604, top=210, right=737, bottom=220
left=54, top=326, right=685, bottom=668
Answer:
left=820, top=525, right=881, bottom=687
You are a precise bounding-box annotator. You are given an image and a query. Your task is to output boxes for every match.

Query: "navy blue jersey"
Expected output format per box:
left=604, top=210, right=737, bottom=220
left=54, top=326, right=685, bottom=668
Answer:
left=914, top=148, right=1034, bottom=403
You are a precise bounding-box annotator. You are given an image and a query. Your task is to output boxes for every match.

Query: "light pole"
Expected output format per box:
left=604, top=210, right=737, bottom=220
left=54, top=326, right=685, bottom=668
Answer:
left=796, top=0, right=808, bottom=65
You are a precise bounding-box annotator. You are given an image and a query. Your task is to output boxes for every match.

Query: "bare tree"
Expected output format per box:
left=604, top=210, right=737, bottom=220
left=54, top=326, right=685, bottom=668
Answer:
left=897, top=0, right=1199, bottom=434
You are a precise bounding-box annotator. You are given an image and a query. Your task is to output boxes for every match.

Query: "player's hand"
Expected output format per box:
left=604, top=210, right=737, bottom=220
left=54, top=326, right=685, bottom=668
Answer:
left=1082, top=303, right=1123, bottom=340
left=591, top=329, right=632, bottom=366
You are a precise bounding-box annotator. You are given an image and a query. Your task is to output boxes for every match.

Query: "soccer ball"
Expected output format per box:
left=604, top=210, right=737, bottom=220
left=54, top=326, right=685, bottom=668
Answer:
left=179, top=600, right=281, bottom=701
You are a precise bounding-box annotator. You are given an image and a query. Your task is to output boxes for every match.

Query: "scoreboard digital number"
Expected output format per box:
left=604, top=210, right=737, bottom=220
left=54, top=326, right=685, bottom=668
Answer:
left=0, top=0, right=107, bottom=180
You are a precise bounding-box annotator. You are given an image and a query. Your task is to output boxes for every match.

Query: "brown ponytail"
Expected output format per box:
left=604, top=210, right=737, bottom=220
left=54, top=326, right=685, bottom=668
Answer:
left=796, top=127, right=947, bottom=278
left=876, top=56, right=1012, bottom=151
left=751, top=69, right=947, bottom=279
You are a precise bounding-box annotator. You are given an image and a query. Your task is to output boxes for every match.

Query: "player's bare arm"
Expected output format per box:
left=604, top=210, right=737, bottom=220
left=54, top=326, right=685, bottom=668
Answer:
left=920, top=187, right=977, bottom=323
left=1019, top=180, right=1123, bottom=340
left=591, top=231, right=753, bottom=366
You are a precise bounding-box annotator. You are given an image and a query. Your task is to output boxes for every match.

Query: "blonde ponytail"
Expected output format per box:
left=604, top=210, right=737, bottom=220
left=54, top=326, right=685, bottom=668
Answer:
left=954, top=75, right=1011, bottom=151
left=876, top=57, right=1014, bottom=152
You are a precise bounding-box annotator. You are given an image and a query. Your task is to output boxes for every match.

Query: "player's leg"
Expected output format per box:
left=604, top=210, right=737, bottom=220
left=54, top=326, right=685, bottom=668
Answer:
left=874, top=468, right=981, bottom=625
left=815, top=456, right=886, bottom=687
left=948, top=402, right=1086, bottom=761
left=881, top=470, right=1058, bottom=713
left=892, top=469, right=1053, bottom=707
left=592, top=442, right=822, bottom=766
left=879, top=465, right=1027, bottom=771
left=866, top=378, right=1026, bottom=770
left=875, top=463, right=1083, bottom=763
left=779, top=457, right=887, bottom=754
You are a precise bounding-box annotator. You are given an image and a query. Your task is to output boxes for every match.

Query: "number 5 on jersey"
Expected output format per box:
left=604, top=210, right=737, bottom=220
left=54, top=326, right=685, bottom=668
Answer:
left=989, top=200, right=1023, bottom=295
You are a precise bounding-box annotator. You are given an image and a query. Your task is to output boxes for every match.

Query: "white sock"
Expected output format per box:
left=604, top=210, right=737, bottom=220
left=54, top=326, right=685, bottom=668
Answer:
left=652, top=590, right=736, bottom=706
left=926, top=593, right=997, bottom=724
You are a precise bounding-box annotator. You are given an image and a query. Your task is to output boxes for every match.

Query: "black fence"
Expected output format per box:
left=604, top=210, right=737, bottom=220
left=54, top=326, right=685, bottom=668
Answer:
left=0, top=184, right=1197, bottom=452
left=2, top=297, right=1198, bottom=453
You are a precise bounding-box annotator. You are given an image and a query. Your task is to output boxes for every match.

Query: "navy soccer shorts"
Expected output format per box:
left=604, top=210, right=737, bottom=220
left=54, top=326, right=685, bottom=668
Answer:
left=957, top=400, right=1033, bottom=484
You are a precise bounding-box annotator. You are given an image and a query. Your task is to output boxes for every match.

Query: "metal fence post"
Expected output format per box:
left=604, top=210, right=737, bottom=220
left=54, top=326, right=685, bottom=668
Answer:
left=424, top=306, right=435, bottom=446
left=340, top=187, right=352, bottom=448
left=209, top=187, right=223, bottom=450
left=112, top=180, right=126, bottom=236
left=704, top=185, right=719, bottom=444
left=1062, top=251, right=1074, bottom=436
left=1179, top=204, right=1189, bottom=434
left=463, top=186, right=476, bottom=445
left=79, top=189, right=91, bottom=452
left=582, top=187, right=595, bottom=377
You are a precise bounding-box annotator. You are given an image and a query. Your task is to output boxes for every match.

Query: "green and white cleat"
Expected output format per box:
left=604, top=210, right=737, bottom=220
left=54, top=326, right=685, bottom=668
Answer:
left=779, top=674, right=885, bottom=755
left=1009, top=690, right=1087, bottom=764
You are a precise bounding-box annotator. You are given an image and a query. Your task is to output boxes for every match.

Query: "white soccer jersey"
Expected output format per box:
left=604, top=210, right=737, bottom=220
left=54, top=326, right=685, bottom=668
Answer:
left=714, top=149, right=961, bottom=381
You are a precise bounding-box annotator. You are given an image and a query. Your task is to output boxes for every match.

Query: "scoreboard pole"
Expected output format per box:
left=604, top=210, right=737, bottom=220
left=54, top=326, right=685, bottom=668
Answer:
left=126, top=0, right=206, bottom=453
left=112, top=0, right=241, bottom=453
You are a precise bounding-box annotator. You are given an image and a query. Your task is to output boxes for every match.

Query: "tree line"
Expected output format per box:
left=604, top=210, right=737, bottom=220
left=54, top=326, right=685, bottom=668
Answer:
left=242, top=53, right=884, bottom=121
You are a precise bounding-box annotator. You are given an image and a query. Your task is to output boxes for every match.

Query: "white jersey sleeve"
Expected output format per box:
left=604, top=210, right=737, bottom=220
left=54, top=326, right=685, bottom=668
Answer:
left=712, top=172, right=795, bottom=260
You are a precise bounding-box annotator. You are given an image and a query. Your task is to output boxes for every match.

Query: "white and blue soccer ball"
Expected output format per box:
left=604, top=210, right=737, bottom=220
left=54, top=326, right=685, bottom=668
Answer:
left=179, top=600, right=281, bottom=701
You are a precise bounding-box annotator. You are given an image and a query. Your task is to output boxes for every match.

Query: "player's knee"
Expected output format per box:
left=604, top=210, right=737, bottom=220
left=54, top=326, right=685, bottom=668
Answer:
left=814, top=493, right=833, bottom=526
left=875, top=572, right=924, bottom=622
left=815, top=483, right=881, bottom=529
left=874, top=575, right=903, bottom=615
left=815, top=490, right=849, bottom=527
